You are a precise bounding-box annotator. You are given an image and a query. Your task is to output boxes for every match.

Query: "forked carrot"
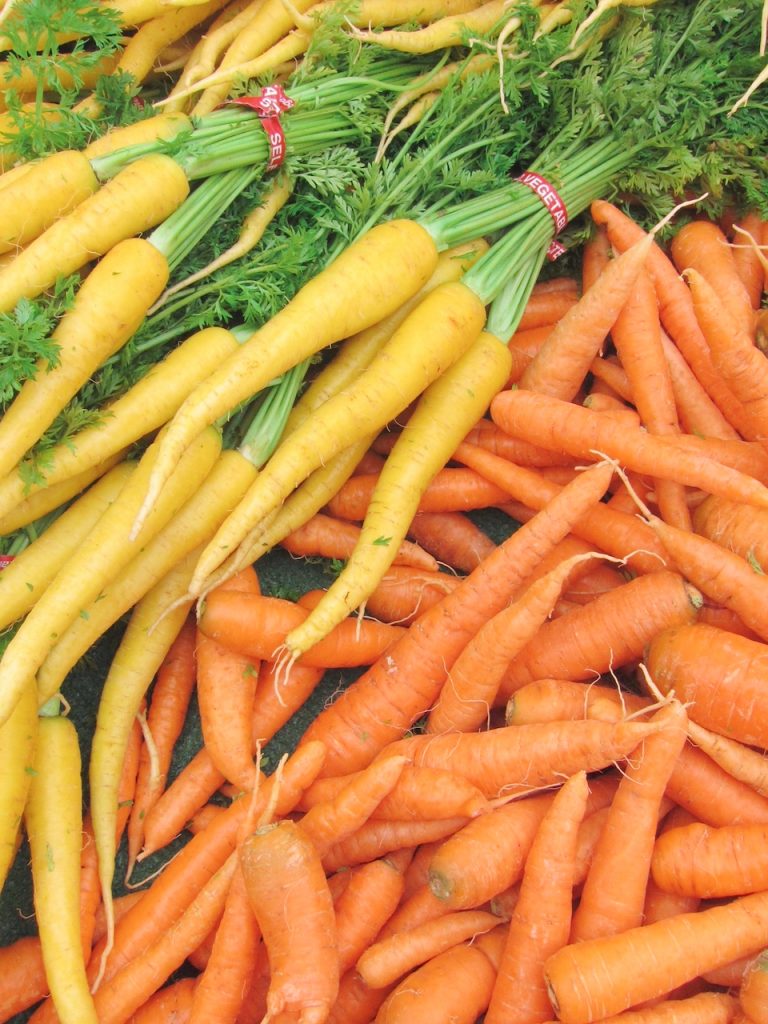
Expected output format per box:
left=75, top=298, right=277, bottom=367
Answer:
left=485, top=771, right=589, bottom=1024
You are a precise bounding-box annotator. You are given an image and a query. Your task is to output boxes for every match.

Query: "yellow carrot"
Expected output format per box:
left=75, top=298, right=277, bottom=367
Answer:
left=82, top=111, right=192, bottom=160
left=131, top=218, right=440, bottom=541
left=0, top=680, right=37, bottom=891
left=0, top=237, right=169, bottom=480
left=0, top=154, right=189, bottom=313
left=187, top=279, right=487, bottom=595
left=0, top=462, right=135, bottom=631
left=0, top=427, right=221, bottom=727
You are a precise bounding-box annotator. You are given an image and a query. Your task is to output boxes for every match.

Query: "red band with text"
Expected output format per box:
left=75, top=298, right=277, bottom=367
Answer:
left=0, top=555, right=13, bottom=570
left=231, top=84, right=295, bottom=172
left=517, top=170, right=568, bottom=260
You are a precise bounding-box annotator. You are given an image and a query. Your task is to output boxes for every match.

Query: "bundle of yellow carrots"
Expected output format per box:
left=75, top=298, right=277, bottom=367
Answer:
left=1, top=0, right=768, bottom=1021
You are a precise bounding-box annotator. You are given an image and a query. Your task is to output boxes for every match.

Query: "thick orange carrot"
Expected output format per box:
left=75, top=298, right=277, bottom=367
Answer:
left=334, top=854, right=409, bottom=974
left=321, top=817, right=469, bottom=874
left=497, top=571, right=699, bottom=698
left=361, top=565, right=463, bottom=625
left=544, top=889, right=768, bottom=1023
left=239, top=820, right=338, bottom=1023
left=281, top=512, right=439, bottom=571
left=693, top=494, right=768, bottom=572
left=126, top=614, right=197, bottom=877
left=301, top=461, right=616, bottom=776
left=198, top=591, right=405, bottom=667
left=517, top=281, right=579, bottom=330
left=645, top=622, right=768, bottom=749
left=196, top=568, right=262, bottom=791
left=127, top=977, right=197, bottom=1023
left=591, top=199, right=750, bottom=438
left=490, top=388, right=768, bottom=508
left=485, top=771, right=589, bottom=1024
left=570, top=702, right=688, bottom=942
left=651, top=820, right=768, bottom=898
left=671, top=220, right=755, bottom=338
left=461, top=417, right=577, bottom=467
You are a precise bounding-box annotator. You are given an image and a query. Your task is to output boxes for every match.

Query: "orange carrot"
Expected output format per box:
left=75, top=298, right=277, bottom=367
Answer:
left=301, top=460, right=616, bottom=777
left=326, top=466, right=511, bottom=520
left=357, top=908, right=501, bottom=989
left=376, top=882, right=449, bottom=940
left=671, top=220, right=755, bottom=338
left=645, top=622, right=768, bottom=749
left=651, top=820, right=768, bottom=898
left=581, top=225, right=611, bottom=293
left=668, top=743, right=768, bottom=828
left=406, top=510, right=496, bottom=572
left=611, top=267, right=691, bottom=529
left=657, top=328, right=740, bottom=439
left=544, top=890, right=768, bottom=1023
left=239, top=820, right=338, bottom=1024
left=426, top=552, right=610, bottom=734
left=693, top=493, right=768, bottom=572
left=375, top=929, right=505, bottom=1024
left=542, top=991, right=739, bottom=1023
left=281, top=512, right=439, bottom=571
left=739, top=949, right=768, bottom=1024
left=516, top=284, right=579, bottom=330
left=497, top=571, right=699, bottom=698
left=299, top=755, right=409, bottom=857
left=490, top=388, right=768, bottom=508
left=198, top=590, right=405, bottom=667
left=730, top=211, right=766, bottom=309
left=570, top=702, right=688, bottom=942
left=326, top=969, right=394, bottom=1024
left=334, top=852, right=410, bottom=974
left=588, top=356, right=635, bottom=405
left=461, top=417, right=577, bottom=467
left=127, top=977, right=197, bottom=1023
left=321, top=817, right=469, bottom=874
left=196, top=568, right=262, bottom=792
left=591, top=198, right=749, bottom=438
left=361, top=565, right=463, bottom=625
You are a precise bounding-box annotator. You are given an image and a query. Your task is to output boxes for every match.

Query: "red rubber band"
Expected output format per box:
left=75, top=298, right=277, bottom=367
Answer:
left=230, top=84, right=295, bottom=171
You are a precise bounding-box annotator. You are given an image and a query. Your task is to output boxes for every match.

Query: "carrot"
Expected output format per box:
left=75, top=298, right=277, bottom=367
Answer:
left=0, top=676, right=36, bottom=892
left=327, top=466, right=511, bottom=520
left=460, top=417, right=577, bottom=468
left=188, top=861, right=260, bottom=1024
left=126, top=614, right=198, bottom=879
left=693, top=494, right=768, bottom=572
left=651, top=819, right=768, bottom=898
left=541, top=991, right=740, bottom=1023
left=483, top=771, right=587, bottom=1024
left=405, top=510, right=496, bottom=572
left=545, top=888, right=768, bottom=1022
left=361, top=565, right=463, bottom=625
left=0, top=154, right=189, bottom=313
left=505, top=678, right=645, bottom=726
left=426, top=552, right=610, bottom=735
left=299, top=755, right=409, bottom=857
left=357, top=908, right=500, bottom=989
left=645, top=622, right=768, bottom=749
left=582, top=225, right=611, bottom=292
left=132, top=219, right=441, bottom=540
left=374, top=931, right=502, bottom=1024
left=94, top=741, right=327, bottom=988
left=570, top=702, right=688, bottom=942
left=452, top=440, right=667, bottom=575
left=25, top=704, right=97, bottom=1024
left=327, top=969, right=393, bottom=1024
left=610, top=266, right=691, bottom=529
left=301, top=460, right=616, bottom=776
left=91, top=854, right=237, bottom=1024
left=490, top=388, right=768, bottom=508
left=198, top=590, right=405, bottom=667
left=740, top=950, right=768, bottom=1024
left=730, top=211, right=766, bottom=309
left=497, top=571, right=699, bottom=698
left=686, top=720, right=768, bottom=798
left=591, top=199, right=750, bottom=438
left=0, top=325, right=243, bottom=524
left=321, top=817, right=469, bottom=874
left=516, top=283, right=579, bottom=330
left=655, top=328, right=738, bottom=439
left=279, top=332, right=512, bottom=659
left=684, top=267, right=768, bottom=439
left=127, top=976, right=197, bottom=1023
left=280, top=512, right=439, bottom=571
left=196, top=568, right=262, bottom=792
left=82, top=112, right=193, bottom=161
left=668, top=743, right=768, bottom=829
left=333, top=853, right=410, bottom=974
left=670, top=220, right=755, bottom=338
left=299, top=765, right=489, bottom=822
left=239, top=819, right=338, bottom=1024
left=519, top=230, right=654, bottom=400
left=0, top=149, right=98, bottom=253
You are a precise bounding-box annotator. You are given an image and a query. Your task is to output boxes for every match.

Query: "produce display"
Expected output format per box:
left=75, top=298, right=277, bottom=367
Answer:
left=0, top=0, right=767, bottom=1020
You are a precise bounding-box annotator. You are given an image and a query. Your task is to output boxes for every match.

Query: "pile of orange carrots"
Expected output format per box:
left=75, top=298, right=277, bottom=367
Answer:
left=3, top=190, right=768, bottom=1024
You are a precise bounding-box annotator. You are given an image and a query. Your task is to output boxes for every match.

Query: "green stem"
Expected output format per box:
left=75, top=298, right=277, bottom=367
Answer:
left=236, top=359, right=309, bottom=467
